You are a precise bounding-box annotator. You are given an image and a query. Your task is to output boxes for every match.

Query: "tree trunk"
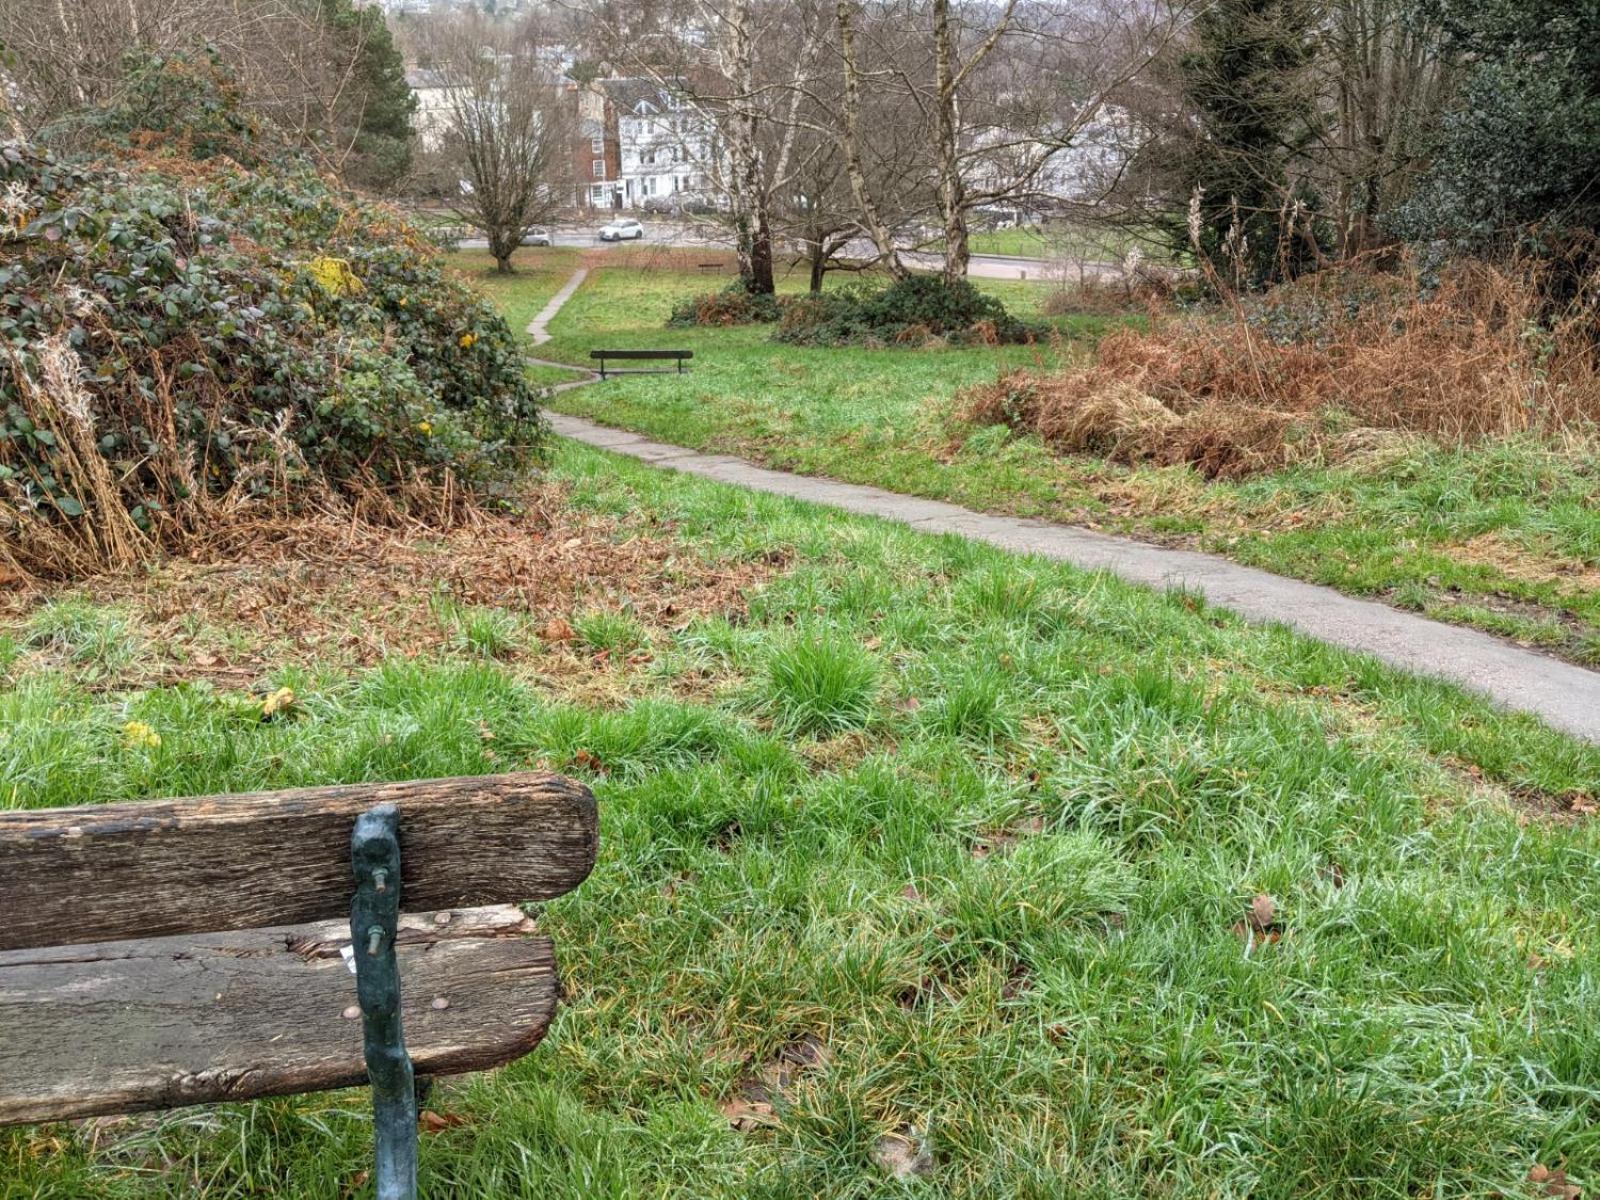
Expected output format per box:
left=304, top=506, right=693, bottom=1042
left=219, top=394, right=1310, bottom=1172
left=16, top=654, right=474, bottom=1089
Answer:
left=836, top=0, right=907, bottom=280
left=721, top=0, right=776, bottom=295
left=932, top=0, right=968, bottom=285
left=808, top=238, right=826, bottom=292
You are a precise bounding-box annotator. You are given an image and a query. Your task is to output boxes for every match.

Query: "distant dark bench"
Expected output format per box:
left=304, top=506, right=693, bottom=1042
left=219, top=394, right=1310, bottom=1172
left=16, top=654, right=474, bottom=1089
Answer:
left=0, top=772, right=597, bottom=1200
left=590, top=349, right=693, bottom=380
left=697, top=262, right=723, bottom=274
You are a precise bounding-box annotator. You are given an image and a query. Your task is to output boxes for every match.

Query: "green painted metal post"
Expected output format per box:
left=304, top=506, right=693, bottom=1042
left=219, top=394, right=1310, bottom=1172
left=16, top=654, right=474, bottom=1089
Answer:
left=351, top=804, right=418, bottom=1200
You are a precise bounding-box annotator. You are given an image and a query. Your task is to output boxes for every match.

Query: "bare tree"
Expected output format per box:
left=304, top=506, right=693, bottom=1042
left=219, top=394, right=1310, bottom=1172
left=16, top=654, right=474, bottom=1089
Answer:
left=420, top=14, right=573, bottom=274
left=0, top=0, right=413, bottom=186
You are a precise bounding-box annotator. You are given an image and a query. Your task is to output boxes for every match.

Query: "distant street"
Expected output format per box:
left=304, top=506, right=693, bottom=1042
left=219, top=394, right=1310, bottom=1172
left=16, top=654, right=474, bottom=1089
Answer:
left=454, top=222, right=1121, bottom=282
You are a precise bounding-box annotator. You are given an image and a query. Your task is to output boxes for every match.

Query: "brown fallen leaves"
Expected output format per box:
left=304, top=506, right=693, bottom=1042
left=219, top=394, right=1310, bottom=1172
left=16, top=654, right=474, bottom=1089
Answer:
left=1530, top=1164, right=1582, bottom=1199
left=872, top=1128, right=934, bottom=1180
left=1232, top=893, right=1285, bottom=948
left=3, top=484, right=778, bottom=694
left=719, top=1034, right=832, bottom=1133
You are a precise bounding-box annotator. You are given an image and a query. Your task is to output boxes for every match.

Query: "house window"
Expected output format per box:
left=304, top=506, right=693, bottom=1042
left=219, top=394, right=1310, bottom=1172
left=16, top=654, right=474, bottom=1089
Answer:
left=592, top=159, right=603, bottom=178
left=591, top=136, right=603, bottom=154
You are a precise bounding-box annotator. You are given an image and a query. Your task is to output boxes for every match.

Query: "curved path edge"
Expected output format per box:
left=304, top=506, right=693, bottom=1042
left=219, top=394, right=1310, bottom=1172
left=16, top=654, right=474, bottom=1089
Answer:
left=529, top=270, right=1600, bottom=744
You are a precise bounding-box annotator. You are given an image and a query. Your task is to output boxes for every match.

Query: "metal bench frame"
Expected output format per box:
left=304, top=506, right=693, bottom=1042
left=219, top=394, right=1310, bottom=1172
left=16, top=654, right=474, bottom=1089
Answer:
left=589, top=348, right=694, bottom=379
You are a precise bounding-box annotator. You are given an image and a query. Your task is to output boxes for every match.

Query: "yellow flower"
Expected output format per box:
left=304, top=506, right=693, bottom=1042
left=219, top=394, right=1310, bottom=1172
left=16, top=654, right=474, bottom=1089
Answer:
left=397, top=296, right=409, bottom=307
left=416, top=420, right=432, bottom=435
left=261, top=687, right=296, bottom=719
left=458, top=331, right=477, bottom=349
left=122, top=720, right=161, bottom=750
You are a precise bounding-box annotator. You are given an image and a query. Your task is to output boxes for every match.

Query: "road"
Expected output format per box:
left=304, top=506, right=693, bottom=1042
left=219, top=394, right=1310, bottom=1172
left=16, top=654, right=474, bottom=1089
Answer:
left=456, top=223, right=1117, bottom=282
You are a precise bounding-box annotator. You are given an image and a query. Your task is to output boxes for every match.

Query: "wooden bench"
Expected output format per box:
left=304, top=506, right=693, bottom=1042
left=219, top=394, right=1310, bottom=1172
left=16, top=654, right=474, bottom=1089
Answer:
left=589, top=348, right=693, bottom=380
left=0, top=772, right=597, bottom=1199
left=697, top=261, right=724, bottom=274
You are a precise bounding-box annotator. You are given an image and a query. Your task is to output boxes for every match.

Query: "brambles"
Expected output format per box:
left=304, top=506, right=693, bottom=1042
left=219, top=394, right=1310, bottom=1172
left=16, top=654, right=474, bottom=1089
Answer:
left=775, top=276, right=1043, bottom=348
left=0, top=144, right=546, bottom=579
left=667, top=284, right=786, bottom=328
left=962, top=255, right=1600, bottom=478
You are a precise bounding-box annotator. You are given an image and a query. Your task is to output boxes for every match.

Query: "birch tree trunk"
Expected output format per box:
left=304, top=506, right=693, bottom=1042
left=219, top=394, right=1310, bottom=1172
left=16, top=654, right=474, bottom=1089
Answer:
left=932, top=0, right=968, bottom=285
left=835, top=0, right=906, bottom=279
left=717, top=0, right=776, bottom=294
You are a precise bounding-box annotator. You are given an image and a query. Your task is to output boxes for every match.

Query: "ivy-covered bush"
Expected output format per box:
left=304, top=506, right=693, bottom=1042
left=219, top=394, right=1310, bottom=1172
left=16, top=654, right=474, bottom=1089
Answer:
left=774, top=276, right=1042, bottom=347
left=667, top=283, right=785, bottom=327
left=0, top=144, right=545, bottom=575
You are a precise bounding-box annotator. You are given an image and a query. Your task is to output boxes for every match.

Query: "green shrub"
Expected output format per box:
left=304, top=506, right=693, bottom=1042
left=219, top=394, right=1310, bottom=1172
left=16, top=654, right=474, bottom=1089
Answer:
left=774, top=276, right=1043, bottom=347
left=0, top=144, right=545, bottom=577
left=667, top=283, right=785, bottom=328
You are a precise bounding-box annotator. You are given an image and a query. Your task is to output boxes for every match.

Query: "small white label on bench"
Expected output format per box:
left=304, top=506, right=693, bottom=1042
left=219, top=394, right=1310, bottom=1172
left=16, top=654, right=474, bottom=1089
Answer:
left=340, top=944, right=357, bottom=975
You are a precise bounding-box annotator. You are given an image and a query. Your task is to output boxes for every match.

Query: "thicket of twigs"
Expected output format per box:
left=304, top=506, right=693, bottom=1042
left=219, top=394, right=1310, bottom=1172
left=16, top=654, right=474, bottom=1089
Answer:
left=0, top=144, right=546, bottom=582
left=964, top=254, right=1600, bottom=479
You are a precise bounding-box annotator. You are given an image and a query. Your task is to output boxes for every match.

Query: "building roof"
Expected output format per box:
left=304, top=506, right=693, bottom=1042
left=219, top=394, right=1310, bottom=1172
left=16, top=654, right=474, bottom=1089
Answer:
left=599, top=77, right=680, bottom=116
left=405, top=68, right=449, bottom=91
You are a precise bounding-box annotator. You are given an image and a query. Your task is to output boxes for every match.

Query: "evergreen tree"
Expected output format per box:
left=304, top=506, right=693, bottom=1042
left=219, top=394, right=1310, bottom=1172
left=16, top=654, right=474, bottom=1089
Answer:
left=1402, top=0, right=1600, bottom=254
left=1166, top=0, right=1327, bottom=286
left=317, top=0, right=416, bottom=191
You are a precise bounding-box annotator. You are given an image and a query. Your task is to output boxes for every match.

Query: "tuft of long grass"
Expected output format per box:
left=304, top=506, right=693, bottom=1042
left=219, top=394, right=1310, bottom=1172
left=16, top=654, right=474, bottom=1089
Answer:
left=760, top=631, right=881, bottom=737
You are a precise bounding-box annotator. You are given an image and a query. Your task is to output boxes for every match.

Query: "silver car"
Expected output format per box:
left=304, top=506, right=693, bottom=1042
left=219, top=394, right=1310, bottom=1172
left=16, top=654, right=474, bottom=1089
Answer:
left=520, top=227, right=552, bottom=247
left=598, top=218, right=645, bottom=242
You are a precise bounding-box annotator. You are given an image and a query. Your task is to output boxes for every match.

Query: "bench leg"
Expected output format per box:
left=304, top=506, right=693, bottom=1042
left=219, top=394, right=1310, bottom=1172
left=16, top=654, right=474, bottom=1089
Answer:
left=352, top=805, right=419, bottom=1200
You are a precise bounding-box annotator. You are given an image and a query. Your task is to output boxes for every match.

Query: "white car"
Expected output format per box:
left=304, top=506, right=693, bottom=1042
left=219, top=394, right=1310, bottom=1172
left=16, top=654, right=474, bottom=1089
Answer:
left=520, top=227, right=552, bottom=247
left=598, top=218, right=645, bottom=242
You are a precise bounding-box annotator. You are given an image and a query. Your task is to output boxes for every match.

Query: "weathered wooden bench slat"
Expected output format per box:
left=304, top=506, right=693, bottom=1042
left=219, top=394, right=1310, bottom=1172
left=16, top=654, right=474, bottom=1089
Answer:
left=0, top=772, right=596, bottom=951
left=587, top=349, right=694, bottom=361
left=0, top=905, right=557, bottom=1125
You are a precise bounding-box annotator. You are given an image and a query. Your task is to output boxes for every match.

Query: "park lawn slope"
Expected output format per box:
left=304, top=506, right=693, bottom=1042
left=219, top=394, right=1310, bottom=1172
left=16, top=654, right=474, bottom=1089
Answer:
left=3, top=440, right=1600, bottom=1197
left=516, top=261, right=1600, bottom=667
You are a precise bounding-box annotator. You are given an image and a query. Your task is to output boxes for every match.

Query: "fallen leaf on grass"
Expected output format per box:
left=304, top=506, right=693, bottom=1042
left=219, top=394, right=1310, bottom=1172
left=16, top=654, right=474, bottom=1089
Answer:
left=1232, top=894, right=1284, bottom=948
left=540, top=617, right=576, bottom=643
left=720, top=1096, right=777, bottom=1132
left=572, top=749, right=607, bottom=774
left=1248, top=894, right=1277, bottom=932
left=260, top=686, right=296, bottom=720
left=1530, top=1164, right=1582, bottom=1198
left=419, top=1110, right=470, bottom=1134
left=872, top=1129, right=934, bottom=1180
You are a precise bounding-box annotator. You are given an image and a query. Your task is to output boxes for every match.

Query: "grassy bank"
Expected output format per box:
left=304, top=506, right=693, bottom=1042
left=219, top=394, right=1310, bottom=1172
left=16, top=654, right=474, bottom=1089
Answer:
left=511, top=258, right=1600, bottom=665
left=5, top=438, right=1600, bottom=1197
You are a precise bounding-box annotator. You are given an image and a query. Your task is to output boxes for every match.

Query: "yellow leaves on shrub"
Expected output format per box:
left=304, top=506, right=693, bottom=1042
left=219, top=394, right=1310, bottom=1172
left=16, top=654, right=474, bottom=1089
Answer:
left=122, top=720, right=161, bottom=750
left=306, top=255, right=364, bottom=297
left=458, top=331, right=478, bottom=349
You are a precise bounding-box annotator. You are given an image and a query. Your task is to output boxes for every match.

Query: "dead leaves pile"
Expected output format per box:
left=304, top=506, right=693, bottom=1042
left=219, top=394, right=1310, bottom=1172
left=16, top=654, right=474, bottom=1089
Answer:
left=1, top=485, right=779, bottom=694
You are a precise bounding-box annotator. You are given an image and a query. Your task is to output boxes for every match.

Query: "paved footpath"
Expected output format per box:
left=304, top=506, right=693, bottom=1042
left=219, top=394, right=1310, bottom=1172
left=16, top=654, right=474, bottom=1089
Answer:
left=528, top=271, right=1600, bottom=743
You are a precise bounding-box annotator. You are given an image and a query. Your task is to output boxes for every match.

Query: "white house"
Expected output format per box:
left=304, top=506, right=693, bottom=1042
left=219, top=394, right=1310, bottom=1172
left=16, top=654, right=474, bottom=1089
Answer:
left=599, top=79, right=718, bottom=212
left=406, top=68, right=452, bottom=152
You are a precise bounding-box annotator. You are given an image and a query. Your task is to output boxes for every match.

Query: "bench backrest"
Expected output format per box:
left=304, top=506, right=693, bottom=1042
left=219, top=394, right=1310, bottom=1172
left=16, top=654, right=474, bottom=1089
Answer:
left=588, top=349, right=694, bottom=361
left=0, top=772, right=596, bottom=1125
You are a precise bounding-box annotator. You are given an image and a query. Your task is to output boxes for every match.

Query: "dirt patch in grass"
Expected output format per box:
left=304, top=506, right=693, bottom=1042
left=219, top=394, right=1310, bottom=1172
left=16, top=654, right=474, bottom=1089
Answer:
left=0, top=485, right=778, bottom=693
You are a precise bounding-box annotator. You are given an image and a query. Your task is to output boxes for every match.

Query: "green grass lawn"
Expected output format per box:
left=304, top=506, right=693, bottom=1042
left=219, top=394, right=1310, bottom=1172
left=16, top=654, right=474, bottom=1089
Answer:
left=510, top=259, right=1600, bottom=666
left=958, top=221, right=1165, bottom=264
left=6, top=437, right=1600, bottom=1198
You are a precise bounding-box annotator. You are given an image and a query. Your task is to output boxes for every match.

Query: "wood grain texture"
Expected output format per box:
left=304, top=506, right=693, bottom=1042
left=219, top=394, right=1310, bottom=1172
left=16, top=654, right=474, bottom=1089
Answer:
left=0, top=772, right=597, bottom=951
left=0, top=906, right=558, bottom=1125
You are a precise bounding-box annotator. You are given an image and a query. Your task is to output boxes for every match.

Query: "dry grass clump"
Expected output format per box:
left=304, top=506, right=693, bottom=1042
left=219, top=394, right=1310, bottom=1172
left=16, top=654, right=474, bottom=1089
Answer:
left=965, top=256, right=1600, bottom=478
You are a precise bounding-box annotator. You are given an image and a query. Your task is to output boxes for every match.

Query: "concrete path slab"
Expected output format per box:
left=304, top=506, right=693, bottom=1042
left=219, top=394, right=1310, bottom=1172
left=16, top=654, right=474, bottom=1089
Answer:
left=524, top=268, right=1600, bottom=743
